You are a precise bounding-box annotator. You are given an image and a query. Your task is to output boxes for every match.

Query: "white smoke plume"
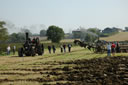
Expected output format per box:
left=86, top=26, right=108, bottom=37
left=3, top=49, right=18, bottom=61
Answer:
left=78, top=26, right=98, bottom=41
left=4, top=21, right=20, bottom=34
left=4, top=21, right=47, bottom=34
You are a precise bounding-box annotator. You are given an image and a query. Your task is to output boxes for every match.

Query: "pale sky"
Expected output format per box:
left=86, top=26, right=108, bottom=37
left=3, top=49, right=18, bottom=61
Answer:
left=0, top=0, right=128, bottom=33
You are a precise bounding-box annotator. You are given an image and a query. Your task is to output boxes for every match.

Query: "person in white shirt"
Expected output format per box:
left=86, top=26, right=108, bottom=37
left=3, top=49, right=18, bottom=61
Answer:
left=60, top=45, right=63, bottom=53
left=7, top=45, right=11, bottom=55
left=107, top=42, right=111, bottom=57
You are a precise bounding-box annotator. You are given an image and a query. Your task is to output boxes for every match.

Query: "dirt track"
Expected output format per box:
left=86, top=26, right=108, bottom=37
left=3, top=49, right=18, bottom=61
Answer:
left=0, top=56, right=128, bottom=85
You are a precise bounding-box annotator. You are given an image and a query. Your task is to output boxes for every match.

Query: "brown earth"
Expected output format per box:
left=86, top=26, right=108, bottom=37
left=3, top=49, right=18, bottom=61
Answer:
left=0, top=56, right=128, bottom=85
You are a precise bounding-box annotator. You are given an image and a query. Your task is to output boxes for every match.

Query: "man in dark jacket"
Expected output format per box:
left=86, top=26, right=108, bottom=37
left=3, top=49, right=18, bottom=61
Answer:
left=68, top=44, right=72, bottom=52
left=48, top=45, right=51, bottom=54
left=52, top=45, right=56, bottom=53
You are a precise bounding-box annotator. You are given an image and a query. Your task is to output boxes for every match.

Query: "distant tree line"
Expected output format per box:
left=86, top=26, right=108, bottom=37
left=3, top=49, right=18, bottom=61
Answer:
left=0, top=21, right=65, bottom=44
left=100, top=27, right=122, bottom=37
left=8, top=26, right=64, bottom=43
left=1, top=20, right=128, bottom=44
left=72, top=27, right=124, bottom=43
left=125, top=27, right=128, bottom=32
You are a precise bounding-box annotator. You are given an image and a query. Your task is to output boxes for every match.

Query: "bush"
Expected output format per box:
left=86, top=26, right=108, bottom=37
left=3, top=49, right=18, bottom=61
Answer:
left=46, top=25, right=64, bottom=43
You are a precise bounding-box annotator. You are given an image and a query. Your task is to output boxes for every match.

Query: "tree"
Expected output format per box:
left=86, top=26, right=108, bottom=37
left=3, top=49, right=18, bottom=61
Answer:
left=84, top=32, right=98, bottom=42
left=87, top=28, right=101, bottom=35
left=102, top=27, right=119, bottom=34
left=8, top=32, right=25, bottom=43
left=87, top=28, right=101, bottom=40
left=102, top=27, right=112, bottom=33
left=0, top=21, right=8, bottom=54
left=46, top=25, right=64, bottom=43
left=101, top=27, right=120, bottom=37
left=0, top=21, right=8, bottom=41
left=125, top=27, right=128, bottom=31
left=75, top=27, right=98, bottom=43
left=40, top=29, right=46, bottom=37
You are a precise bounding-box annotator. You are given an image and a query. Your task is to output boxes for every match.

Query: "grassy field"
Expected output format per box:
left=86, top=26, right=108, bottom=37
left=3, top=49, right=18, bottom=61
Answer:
left=0, top=33, right=128, bottom=84
left=100, top=32, right=128, bottom=41
left=0, top=46, right=128, bottom=85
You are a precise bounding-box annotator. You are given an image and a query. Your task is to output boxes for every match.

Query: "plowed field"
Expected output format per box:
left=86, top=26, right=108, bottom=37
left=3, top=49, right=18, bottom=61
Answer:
left=0, top=47, right=128, bottom=85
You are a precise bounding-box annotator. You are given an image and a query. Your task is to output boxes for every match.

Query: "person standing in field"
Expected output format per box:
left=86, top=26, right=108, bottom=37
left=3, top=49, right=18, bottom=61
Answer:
left=111, top=42, right=116, bottom=56
left=48, top=45, right=51, bottom=54
left=13, top=45, right=16, bottom=55
left=68, top=44, right=72, bottom=52
left=52, top=45, right=56, bottom=53
left=41, top=44, right=44, bottom=54
left=60, top=45, right=63, bottom=53
left=116, top=42, right=120, bottom=53
left=7, top=45, right=11, bottom=55
left=107, top=42, right=111, bottom=57
left=63, top=44, right=66, bottom=53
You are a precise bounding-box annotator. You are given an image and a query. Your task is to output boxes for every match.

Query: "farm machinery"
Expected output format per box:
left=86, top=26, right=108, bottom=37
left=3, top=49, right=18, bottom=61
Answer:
left=18, top=33, right=44, bottom=57
left=74, top=38, right=128, bottom=53
left=74, top=40, right=107, bottom=53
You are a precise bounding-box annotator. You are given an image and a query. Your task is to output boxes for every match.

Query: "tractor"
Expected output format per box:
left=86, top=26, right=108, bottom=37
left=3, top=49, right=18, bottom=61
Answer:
left=18, top=33, right=44, bottom=57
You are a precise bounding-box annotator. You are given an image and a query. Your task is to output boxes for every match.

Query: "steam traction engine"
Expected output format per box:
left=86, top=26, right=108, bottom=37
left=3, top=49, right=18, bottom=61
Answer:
left=18, top=33, right=44, bottom=57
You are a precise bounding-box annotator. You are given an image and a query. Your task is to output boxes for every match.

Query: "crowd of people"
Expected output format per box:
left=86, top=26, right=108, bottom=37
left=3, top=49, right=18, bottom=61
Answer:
left=47, top=44, right=72, bottom=54
left=106, top=42, right=120, bottom=57
left=6, top=43, right=72, bottom=55
left=7, top=45, right=16, bottom=55
left=6, top=41, right=121, bottom=56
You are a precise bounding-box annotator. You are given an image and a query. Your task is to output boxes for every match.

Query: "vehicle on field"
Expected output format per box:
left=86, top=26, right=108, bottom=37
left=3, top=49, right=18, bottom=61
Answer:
left=74, top=39, right=107, bottom=53
left=18, top=33, right=44, bottom=57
